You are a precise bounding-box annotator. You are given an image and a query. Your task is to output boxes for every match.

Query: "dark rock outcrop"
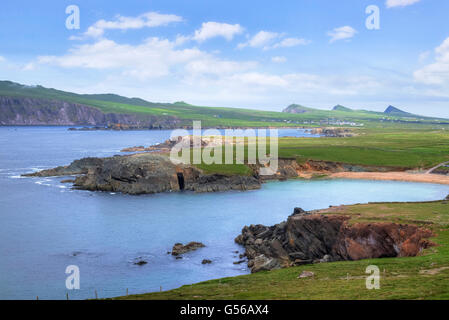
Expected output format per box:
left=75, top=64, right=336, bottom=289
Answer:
left=171, top=242, right=205, bottom=256
left=23, top=153, right=261, bottom=194
left=23, top=157, right=104, bottom=177
left=235, top=208, right=434, bottom=273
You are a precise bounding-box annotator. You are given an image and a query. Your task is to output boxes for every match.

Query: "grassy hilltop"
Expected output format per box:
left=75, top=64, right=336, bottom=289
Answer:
left=1, top=80, right=449, bottom=128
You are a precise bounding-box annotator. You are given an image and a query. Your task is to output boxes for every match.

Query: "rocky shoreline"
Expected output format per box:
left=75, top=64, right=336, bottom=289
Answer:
left=23, top=150, right=402, bottom=195
left=22, top=142, right=411, bottom=195
left=24, top=132, right=447, bottom=194
left=23, top=153, right=261, bottom=194
left=235, top=207, right=434, bottom=273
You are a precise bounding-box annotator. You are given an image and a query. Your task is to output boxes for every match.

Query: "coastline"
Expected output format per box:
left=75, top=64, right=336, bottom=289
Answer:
left=329, top=171, right=449, bottom=185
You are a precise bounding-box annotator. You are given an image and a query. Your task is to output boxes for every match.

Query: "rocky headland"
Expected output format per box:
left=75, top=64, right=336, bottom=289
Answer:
left=23, top=153, right=261, bottom=194
left=235, top=208, right=434, bottom=273
left=0, top=96, right=180, bottom=128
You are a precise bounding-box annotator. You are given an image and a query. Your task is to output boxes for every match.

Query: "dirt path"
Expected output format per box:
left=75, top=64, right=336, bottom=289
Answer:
left=330, top=171, right=449, bottom=185
left=425, top=161, right=449, bottom=174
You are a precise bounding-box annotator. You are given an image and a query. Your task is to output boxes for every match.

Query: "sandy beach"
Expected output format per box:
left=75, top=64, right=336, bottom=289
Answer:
left=330, top=172, right=449, bottom=185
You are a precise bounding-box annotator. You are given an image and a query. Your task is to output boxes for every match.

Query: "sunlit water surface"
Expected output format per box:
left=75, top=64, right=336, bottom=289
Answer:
left=0, top=126, right=447, bottom=300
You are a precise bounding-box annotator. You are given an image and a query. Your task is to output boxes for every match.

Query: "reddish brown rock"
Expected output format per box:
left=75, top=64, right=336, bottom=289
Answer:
left=236, top=208, right=434, bottom=273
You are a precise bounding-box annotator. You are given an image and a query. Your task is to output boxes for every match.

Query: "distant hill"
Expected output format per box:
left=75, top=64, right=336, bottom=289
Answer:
left=384, top=105, right=414, bottom=116
left=282, top=104, right=314, bottom=114
left=1, top=80, right=449, bottom=128
left=0, top=81, right=161, bottom=108
left=332, top=105, right=353, bottom=112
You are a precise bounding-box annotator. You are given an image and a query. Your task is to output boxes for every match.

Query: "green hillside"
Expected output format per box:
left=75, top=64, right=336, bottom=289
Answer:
left=332, top=105, right=353, bottom=112
left=1, top=80, right=448, bottom=128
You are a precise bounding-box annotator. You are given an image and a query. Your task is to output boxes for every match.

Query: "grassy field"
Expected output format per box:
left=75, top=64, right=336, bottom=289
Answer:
left=278, top=128, right=449, bottom=168
left=192, top=128, right=449, bottom=175
left=116, top=200, right=449, bottom=300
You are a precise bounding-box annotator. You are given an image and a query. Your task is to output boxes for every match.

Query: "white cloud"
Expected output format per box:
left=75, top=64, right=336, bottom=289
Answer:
left=271, top=56, right=286, bottom=63
left=73, top=12, right=182, bottom=39
left=229, top=72, right=289, bottom=87
left=269, top=37, right=310, bottom=49
left=0, top=56, right=5, bottom=62
left=418, top=51, right=430, bottom=63
left=386, top=0, right=421, bottom=8
left=22, top=63, right=35, bottom=71
left=327, top=26, right=357, bottom=43
left=193, top=22, right=244, bottom=42
left=38, top=38, right=205, bottom=79
left=414, top=37, right=449, bottom=85
left=37, top=35, right=257, bottom=82
left=238, top=31, right=280, bottom=49
left=185, top=59, right=256, bottom=75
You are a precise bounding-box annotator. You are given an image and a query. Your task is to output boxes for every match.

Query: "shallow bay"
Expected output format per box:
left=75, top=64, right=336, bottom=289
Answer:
left=0, top=126, right=448, bottom=300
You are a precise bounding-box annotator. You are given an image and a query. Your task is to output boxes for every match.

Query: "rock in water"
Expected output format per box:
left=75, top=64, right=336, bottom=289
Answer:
left=60, top=179, right=75, bottom=184
left=201, top=259, right=212, bottom=264
left=235, top=209, right=434, bottom=273
left=171, top=242, right=206, bottom=256
left=133, top=258, right=148, bottom=266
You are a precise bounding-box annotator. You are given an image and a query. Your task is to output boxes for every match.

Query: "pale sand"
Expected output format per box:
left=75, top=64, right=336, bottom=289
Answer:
left=329, top=172, right=449, bottom=185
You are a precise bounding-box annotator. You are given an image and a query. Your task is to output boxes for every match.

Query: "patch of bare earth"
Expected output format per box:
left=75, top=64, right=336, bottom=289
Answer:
left=419, top=266, right=449, bottom=275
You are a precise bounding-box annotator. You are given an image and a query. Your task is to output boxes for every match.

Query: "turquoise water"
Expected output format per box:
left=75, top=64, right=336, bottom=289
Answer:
left=0, top=126, right=448, bottom=300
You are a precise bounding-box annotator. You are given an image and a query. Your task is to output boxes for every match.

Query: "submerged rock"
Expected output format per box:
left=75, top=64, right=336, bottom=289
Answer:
left=171, top=242, right=206, bottom=256
left=235, top=209, right=434, bottom=273
left=61, top=179, right=75, bottom=184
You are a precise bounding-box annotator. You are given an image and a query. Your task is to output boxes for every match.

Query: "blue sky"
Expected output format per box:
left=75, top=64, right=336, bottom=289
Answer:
left=1, top=0, right=449, bottom=117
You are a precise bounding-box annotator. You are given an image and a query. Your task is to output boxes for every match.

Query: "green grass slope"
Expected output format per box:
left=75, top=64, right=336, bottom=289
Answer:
left=115, top=200, right=449, bottom=300
left=1, top=80, right=449, bottom=128
left=192, top=128, right=449, bottom=175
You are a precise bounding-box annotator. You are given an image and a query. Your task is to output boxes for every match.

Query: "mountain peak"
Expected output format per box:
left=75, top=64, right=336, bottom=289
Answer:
left=332, top=105, right=352, bottom=112
left=282, top=104, right=311, bottom=114
left=384, top=105, right=407, bottom=114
